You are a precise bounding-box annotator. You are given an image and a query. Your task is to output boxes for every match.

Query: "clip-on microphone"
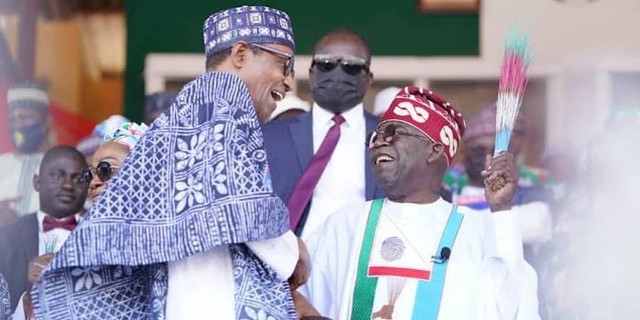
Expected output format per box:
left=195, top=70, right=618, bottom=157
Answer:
left=431, top=247, right=451, bottom=264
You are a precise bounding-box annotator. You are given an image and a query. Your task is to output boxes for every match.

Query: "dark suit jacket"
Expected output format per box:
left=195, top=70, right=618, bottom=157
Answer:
left=0, top=213, right=38, bottom=311
left=263, top=111, right=385, bottom=235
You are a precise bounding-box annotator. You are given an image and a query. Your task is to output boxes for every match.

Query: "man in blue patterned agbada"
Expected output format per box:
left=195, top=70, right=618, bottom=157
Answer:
left=32, top=5, right=313, bottom=320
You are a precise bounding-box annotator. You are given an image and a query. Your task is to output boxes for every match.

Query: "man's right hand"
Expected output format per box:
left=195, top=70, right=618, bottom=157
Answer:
left=0, top=196, right=20, bottom=226
left=293, top=291, right=332, bottom=320
left=288, top=237, right=311, bottom=291
left=24, top=254, right=54, bottom=318
left=27, top=253, right=54, bottom=290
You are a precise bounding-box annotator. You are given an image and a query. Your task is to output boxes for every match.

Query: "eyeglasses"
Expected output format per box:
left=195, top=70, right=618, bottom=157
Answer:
left=312, top=54, right=369, bottom=76
left=80, top=161, right=120, bottom=184
left=48, top=170, right=88, bottom=186
left=249, top=43, right=295, bottom=77
left=366, top=124, right=432, bottom=148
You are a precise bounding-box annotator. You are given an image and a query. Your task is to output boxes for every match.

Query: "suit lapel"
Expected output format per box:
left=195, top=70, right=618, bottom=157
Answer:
left=364, top=113, right=378, bottom=199
left=288, top=112, right=314, bottom=170
left=21, top=213, right=39, bottom=260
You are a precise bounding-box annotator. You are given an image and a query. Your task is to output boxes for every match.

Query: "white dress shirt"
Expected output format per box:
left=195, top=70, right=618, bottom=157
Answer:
left=13, top=212, right=79, bottom=320
left=303, top=103, right=367, bottom=239
left=36, top=211, right=78, bottom=255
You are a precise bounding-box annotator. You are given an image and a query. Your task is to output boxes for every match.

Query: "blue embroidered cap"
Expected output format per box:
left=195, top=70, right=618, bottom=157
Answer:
left=203, top=5, right=295, bottom=58
left=7, top=81, right=49, bottom=111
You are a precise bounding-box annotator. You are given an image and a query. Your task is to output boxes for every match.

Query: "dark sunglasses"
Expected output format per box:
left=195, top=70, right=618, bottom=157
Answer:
left=366, top=124, right=432, bottom=148
left=312, top=54, right=369, bottom=76
left=81, top=161, right=120, bottom=184
left=249, top=43, right=295, bottom=77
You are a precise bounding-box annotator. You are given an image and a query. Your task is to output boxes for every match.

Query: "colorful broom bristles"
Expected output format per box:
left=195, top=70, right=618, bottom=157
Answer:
left=495, top=29, right=532, bottom=155
left=43, top=234, right=60, bottom=253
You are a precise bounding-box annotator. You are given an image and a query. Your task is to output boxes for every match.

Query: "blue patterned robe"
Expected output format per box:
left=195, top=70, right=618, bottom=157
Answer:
left=0, top=272, right=10, bottom=320
left=32, top=72, right=296, bottom=320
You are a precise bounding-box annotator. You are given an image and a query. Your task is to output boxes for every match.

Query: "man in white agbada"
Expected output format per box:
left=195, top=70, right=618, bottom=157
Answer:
left=300, top=86, right=540, bottom=320
left=0, top=82, right=51, bottom=225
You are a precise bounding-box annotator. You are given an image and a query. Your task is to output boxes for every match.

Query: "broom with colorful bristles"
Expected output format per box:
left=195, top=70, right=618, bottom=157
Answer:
left=495, top=30, right=532, bottom=155
left=490, top=30, right=532, bottom=191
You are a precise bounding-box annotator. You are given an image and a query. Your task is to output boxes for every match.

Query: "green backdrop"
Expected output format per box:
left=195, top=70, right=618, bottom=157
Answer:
left=125, top=1, right=479, bottom=121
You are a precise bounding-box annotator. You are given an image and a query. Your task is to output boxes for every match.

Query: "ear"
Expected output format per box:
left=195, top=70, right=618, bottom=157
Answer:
left=366, top=70, right=374, bottom=88
left=308, top=66, right=315, bottom=88
left=33, top=174, right=41, bottom=193
left=426, top=143, right=445, bottom=164
left=229, top=42, right=251, bottom=70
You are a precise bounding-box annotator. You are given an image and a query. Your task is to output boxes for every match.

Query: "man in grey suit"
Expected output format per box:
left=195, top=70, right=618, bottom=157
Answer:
left=0, top=146, right=88, bottom=312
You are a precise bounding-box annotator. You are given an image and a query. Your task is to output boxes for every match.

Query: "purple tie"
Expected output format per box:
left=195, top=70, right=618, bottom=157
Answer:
left=288, top=114, right=345, bottom=230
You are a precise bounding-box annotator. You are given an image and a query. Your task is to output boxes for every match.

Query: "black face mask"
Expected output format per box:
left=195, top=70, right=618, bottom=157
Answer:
left=311, top=66, right=367, bottom=114
left=10, top=123, right=47, bottom=153
left=464, top=145, right=493, bottom=185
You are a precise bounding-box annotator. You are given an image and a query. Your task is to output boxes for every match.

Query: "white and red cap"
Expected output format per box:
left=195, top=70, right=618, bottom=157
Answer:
left=379, top=86, right=466, bottom=165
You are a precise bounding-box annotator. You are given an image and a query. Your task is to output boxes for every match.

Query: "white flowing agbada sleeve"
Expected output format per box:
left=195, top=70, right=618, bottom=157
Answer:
left=246, top=230, right=299, bottom=280
left=298, top=202, right=367, bottom=320
left=479, top=208, right=541, bottom=320
left=515, top=202, right=552, bottom=246
left=166, top=231, right=299, bottom=320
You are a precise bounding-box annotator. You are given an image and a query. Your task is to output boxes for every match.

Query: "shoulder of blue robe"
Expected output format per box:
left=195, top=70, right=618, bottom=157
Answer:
left=50, top=71, right=290, bottom=268
left=0, top=272, right=10, bottom=320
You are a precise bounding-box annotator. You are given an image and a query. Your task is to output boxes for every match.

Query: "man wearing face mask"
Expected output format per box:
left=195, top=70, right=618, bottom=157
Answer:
left=0, top=81, right=51, bottom=225
left=263, top=28, right=384, bottom=239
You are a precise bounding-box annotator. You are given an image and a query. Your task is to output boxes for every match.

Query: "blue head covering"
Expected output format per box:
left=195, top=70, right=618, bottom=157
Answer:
left=103, top=122, right=149, bottom=150
left=203, top=5, right=294, bottom=58
left=7, top=81, right=49, bottom=112
left=76, top=115, right=131, bottom=157
left=92, top=115, right=130, bottom=137
left=33, top=72, right=295, bottom=319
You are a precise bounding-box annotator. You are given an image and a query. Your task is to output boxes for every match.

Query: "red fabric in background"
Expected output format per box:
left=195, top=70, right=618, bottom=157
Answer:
left=0, top=79, right=12, bottom=153
left=49, top=104, right=96, bottom=146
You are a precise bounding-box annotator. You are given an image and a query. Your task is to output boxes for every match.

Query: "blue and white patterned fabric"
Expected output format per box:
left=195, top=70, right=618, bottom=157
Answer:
left=32, top=72, right=294, bottom=319
left=204, top=5, right=294, bottom=57
left=0, top=272, right=10, bottom=320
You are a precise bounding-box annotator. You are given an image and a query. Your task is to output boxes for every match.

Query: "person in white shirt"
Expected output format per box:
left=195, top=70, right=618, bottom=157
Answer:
left=263, top=28, right=384, bottom=240
left=301, top=86, right=540, bottom=320
left=0, top=81, right=52, bottom=226
left=0, top=146, right=88, bottom=318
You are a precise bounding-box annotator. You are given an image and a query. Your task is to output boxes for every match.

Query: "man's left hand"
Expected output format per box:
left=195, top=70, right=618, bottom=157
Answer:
left=288, top=237, right=311, bottom=291
left=482, top=152, right=518, bottom=212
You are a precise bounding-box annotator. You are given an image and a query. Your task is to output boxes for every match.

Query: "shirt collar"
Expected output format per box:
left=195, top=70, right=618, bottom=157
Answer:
left=312, top=103, right=365, bottom=129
